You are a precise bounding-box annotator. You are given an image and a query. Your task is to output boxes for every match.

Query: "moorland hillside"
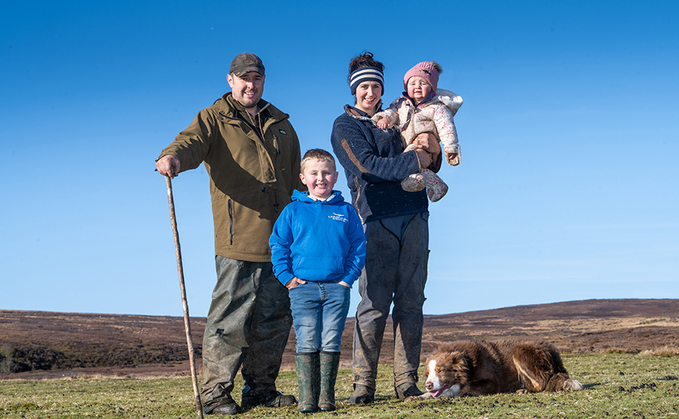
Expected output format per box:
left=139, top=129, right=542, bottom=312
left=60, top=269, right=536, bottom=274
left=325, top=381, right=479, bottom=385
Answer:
left=1, top=299, right=677, bottom=380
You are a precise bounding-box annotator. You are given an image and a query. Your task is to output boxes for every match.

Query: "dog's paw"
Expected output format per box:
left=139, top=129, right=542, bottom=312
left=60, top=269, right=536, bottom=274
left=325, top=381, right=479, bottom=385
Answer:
left=516, top=389, right=529, bottom=395
left=404, top=394, right=431, bottom=402
left=564, top=379, right=584, bottom=391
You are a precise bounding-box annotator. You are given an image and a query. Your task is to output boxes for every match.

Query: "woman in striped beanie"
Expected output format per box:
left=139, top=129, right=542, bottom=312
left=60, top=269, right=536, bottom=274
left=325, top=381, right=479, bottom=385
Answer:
left=330, top=51, right=442, bottom=405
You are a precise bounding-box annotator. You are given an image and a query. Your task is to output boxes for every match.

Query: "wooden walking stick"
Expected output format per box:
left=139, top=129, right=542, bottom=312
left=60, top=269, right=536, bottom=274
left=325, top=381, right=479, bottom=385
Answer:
left=164, top=174, right=204, bottom=419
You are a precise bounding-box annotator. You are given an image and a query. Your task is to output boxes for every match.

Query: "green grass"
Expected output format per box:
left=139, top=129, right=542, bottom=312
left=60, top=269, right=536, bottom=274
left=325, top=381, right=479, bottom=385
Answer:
left=1, top=353, right=678, bottom=418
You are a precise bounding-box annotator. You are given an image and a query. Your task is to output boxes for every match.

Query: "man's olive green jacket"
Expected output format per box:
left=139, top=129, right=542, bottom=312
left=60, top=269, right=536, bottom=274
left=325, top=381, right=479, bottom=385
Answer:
left=159, top=93, right=303, bottom=262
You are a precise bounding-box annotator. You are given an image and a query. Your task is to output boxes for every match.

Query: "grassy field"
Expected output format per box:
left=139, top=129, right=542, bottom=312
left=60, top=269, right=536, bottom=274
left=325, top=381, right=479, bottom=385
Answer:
left=1, top=353, right=678, bottom=418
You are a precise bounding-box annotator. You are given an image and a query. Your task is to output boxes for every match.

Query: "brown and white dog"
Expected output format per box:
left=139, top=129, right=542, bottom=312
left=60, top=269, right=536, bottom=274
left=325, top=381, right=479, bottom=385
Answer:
left=408, top=339, right=583, bottom=400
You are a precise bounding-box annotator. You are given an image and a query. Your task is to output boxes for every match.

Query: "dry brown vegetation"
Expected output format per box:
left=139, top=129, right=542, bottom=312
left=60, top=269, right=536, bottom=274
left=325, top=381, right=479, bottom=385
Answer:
left=1, top=299, right=677, bottom=380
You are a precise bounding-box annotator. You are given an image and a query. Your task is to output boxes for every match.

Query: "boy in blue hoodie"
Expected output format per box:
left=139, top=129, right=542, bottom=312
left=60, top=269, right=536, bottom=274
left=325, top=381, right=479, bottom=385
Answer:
left=270, top=149, right=366, bottom=413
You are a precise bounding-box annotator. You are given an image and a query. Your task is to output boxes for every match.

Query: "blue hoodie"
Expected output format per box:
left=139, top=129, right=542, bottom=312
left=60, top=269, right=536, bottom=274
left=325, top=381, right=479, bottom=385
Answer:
left=269, top=189, right=366, bottom=287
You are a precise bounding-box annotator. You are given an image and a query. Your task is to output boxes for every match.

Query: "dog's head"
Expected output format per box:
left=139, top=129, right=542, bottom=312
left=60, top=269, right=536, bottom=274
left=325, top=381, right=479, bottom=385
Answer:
left=423, top=350, right=471, bottom=398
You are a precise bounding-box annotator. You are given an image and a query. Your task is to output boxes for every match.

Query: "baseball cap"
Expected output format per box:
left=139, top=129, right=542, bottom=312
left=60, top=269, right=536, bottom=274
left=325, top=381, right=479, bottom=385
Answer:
left=230, top=52, right=265, bottom=77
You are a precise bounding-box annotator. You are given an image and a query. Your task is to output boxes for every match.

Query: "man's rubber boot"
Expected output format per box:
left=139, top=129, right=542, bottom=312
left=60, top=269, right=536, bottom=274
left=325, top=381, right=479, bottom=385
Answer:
left=395, top=382, right=424, bottom=399
left=203, top=394, right=241, bottom=416
left=347, top=384, right=375, bottom=405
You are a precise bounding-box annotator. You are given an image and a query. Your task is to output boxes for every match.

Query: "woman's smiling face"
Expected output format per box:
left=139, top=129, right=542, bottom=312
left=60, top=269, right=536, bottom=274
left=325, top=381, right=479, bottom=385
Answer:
left=354, top=81, right=382, bottom=116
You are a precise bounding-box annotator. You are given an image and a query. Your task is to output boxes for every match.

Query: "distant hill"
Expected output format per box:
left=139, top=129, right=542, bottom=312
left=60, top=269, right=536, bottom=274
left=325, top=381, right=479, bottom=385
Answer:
left=1, top=299, right=677, bottom=380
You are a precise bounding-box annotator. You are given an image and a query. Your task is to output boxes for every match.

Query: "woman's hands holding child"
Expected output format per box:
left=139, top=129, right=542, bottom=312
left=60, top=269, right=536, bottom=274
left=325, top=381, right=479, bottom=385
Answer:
left=413, top=132, right=441, bottom=157
left=413, top=132, right=441, bottom=169
left=415, top=150, right=432, bottom=168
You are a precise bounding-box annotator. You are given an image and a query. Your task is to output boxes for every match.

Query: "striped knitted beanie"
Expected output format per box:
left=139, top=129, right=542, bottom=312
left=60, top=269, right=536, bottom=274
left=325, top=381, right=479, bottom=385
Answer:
left=349, top=67, right=384, bottom=95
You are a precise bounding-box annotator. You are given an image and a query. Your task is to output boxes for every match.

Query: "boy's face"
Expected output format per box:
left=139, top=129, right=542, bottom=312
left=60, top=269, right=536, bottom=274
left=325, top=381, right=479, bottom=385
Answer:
left=300, top=158, right=338, bottom=200
left=407, top=76, right=432, bottom=104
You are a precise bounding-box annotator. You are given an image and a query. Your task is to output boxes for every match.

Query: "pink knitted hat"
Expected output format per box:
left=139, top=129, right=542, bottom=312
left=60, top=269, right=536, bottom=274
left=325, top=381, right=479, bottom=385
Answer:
left=403, top=61, right=440, bottom=94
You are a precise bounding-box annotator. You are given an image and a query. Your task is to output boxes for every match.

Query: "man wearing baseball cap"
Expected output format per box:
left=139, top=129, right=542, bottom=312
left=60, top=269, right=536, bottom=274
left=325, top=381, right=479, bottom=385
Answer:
left=157, top=52, right=303, bottom=415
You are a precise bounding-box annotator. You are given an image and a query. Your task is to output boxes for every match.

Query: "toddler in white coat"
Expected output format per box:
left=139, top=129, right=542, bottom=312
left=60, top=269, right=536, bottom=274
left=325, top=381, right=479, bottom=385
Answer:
left=373, top=61, right=462, bottom=202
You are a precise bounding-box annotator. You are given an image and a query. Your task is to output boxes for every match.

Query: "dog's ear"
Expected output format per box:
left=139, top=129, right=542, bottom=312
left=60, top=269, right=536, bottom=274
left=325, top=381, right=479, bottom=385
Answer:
left=447, top=351, right=471, bottom=373
left=447, top=351, right=464, bottom=364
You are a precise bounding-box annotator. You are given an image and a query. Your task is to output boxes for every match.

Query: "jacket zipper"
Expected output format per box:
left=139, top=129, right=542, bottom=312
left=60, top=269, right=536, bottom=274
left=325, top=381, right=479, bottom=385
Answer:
left=227, top=199, right=234, bottom=245
left=273, top=135, right=280, bottom=156
left=353, top=178, right=361, bottom=218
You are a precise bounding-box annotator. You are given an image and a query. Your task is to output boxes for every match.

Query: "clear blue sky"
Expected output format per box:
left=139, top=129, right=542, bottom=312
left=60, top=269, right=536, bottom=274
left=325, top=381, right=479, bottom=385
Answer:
left=1, top=1, right=677, bottom=318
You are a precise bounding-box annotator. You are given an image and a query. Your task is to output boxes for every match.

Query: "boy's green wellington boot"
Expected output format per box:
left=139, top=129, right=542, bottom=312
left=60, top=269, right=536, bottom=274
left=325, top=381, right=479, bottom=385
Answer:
left=295, top=352, right=320, bottom=413
left=319, top=352, right=341, bottom=411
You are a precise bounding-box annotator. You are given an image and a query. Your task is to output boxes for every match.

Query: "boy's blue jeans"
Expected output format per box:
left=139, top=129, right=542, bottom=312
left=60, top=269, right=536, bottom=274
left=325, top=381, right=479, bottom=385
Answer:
left=289, top=280, right=351, bottom=353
